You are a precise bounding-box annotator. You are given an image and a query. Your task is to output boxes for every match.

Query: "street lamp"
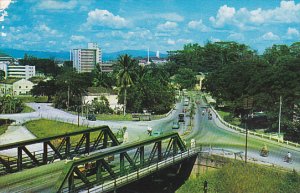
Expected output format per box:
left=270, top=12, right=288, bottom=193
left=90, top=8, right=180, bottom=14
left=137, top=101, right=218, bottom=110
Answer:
left=243, top=96, right=253, bottom=163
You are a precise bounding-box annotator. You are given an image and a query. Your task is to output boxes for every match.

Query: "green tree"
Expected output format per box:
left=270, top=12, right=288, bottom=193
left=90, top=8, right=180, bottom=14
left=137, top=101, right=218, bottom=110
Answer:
left=0, top=70, right=5, bottom=81
left=90, top=95, right=113, bottom=114
left=174, top=68, right=197, bottom=90
left=31, top=79, right=56, bottom=102
left=116, top=54, right=136, bottom=116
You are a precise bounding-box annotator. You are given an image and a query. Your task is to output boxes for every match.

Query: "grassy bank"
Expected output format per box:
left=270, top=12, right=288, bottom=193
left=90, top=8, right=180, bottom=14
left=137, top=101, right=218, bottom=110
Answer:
left=177, top=162, right=300, bottom=193
left=0, top=124, right=8, bottom=135
left=21, top=105, right=35, bottom=113
left=25, top=119, right=87, bottom=138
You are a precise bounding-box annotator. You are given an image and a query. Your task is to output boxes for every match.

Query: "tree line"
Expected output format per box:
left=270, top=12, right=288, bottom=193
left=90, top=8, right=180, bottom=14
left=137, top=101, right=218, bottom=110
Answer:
left=168, top=41, right=300, bottom=142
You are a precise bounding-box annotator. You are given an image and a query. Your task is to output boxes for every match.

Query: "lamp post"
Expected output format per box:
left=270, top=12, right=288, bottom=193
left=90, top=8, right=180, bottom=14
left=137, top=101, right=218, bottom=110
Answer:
left=243, top=97, right=253, bottom=163
left=278, top=96, right=282, bottom=138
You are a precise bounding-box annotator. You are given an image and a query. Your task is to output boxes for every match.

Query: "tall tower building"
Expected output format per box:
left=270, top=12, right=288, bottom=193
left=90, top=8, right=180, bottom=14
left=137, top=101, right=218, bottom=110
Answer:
left=156, top=50, right=160, bottom=58
left=72, top=43, right=102, bottom=73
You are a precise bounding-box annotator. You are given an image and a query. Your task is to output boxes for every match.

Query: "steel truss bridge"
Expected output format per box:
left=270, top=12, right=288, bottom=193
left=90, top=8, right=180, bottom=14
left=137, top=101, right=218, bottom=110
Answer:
left=0, top=126, right=119, bottom=175
left=54, top=133, right=197, bottom=193
left=0, top=126, right=198, bottom=193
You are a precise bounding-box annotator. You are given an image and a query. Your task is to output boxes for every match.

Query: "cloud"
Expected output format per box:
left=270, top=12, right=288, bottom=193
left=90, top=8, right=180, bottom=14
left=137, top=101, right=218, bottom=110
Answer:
left=70, top=35, right=87, bottom=42
left=188, top=19, right=210, bottom=32
left=167, top=39, right=176, bottom=45
left=227, top=33, right=244, bottom=41
left=209, top=5, right=236, bottom=27
left=85, top=9, right=130, bottom=29
left=210, top=1, right=300, bottom=28
left=177, top=39, right=193, bottom=44
left=148, top=13, right=184, bottom=22
left=157, top=21, right=178, bottom=31
left=166, top=38, right=193, bottom=45
left=34, top=24, right=59, bottom=36
left=1, top=32, right=7, bottom=37
left=0, top=0, right=11, bottom=11
left=36, top=0, right=77, bottom=10
left=210, top=37, right=221, bottom=42
left=286, top=27, right=299, bottom=37
left=0, top=0, right=11, bottom=23
left=262, top=32, right=280, bottom=40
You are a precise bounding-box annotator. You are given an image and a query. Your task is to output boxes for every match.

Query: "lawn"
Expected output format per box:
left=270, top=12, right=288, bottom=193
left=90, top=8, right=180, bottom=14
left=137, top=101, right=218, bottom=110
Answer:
left=25, top=119, right=87, bottom=138
left=21, top=105, right=35, bottom=113
left=24, top=119, right=112, bottom=146
left=177, top=161, right=300, bottom=193
left=16, top=96, right=48, bottom=103
left=94, top=113, right=166, bottom=121
left=0, top=124, right=8, bottom=135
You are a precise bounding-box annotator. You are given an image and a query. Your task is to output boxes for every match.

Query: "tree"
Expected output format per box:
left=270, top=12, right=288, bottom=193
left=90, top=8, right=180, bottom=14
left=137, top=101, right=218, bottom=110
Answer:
left=0, top=96, right=23, bottom=114
left=31, top=79, right=56, bottom=102
left=174, top=68, right=197, bottom=90
left=0, top=70, right=5, bottom=81
left=90, top=95, right=113, bottom=114
left=116, top=54, right=136, bottom=116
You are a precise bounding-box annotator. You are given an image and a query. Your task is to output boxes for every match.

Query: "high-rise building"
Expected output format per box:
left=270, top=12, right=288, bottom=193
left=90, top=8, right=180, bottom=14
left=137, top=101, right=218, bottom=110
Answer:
left=72, top=43, right=102, bottom=73
left=0, top=63, right=35, bottom=79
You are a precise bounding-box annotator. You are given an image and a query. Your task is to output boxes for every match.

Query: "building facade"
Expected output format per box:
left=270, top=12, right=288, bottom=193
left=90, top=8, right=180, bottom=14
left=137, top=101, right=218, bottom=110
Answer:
left=0, top=63, right=35, bottom=80
left=72, top=43, right=102, bottom=73
left=0, top=79, right=34, bottom=96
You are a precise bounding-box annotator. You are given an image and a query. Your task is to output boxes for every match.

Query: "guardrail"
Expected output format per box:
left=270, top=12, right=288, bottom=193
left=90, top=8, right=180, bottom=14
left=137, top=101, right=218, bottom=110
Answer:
left=87, top=149, right=198, bottom=193
left=209, top=105, right=300, bottom=148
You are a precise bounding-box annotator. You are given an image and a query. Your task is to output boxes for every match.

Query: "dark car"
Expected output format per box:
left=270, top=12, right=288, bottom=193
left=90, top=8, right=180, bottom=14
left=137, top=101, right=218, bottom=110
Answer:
left=86, top=114, right=96, bottom=121
left=178, top=113, right=185, bottom=122
left=172, top=121, right=180, bottom=129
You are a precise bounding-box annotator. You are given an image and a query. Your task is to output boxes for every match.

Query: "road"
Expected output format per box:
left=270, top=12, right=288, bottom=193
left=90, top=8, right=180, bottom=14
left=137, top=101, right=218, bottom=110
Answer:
left=0, top=102, right=180, bottom=145
left=184, top=96, right=300, bottom=171
left=0, top=99, right=299, bottom=171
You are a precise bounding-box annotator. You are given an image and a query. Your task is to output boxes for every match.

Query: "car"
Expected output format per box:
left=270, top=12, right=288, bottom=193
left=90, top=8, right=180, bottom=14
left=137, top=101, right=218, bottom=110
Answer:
left=178, top=113, right=185, bottom=122
left=152, top=130, right=163, bottom=137
left=172, top=122, right=179, bottom=129
left=86, top=114, right=96, bottom=121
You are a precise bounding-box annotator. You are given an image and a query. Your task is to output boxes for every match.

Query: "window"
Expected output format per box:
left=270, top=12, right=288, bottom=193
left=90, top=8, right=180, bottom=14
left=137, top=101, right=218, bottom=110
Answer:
left=19, top=86, right=21, bottom=89
left=26, top=86, right=28, bottom=88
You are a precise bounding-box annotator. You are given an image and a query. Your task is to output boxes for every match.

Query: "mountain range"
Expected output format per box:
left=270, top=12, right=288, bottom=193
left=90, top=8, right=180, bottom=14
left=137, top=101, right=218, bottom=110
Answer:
left=0, top=48, right=168, bottom=61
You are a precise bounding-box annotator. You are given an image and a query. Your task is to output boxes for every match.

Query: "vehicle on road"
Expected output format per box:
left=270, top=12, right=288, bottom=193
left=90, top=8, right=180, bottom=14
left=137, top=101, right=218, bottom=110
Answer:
left=208, top=113, right=212, bottom=120
left=152, top=130, right=163, bottom=137
left=86, top=114, right=96, bottom=121
left=260, top=145, right=269, bottom=157
left=172, top=121, right=180, bottom=129
left=184, top=99, right=189, bottom=106
left=178, top=113, right=185, bottom=122
left=284, top=152, right=292, bottom=163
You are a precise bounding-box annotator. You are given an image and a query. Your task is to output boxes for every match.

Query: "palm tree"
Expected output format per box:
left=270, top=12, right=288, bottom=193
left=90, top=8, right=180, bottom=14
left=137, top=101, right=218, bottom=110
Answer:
left=116, top=54, right=135, bottom=116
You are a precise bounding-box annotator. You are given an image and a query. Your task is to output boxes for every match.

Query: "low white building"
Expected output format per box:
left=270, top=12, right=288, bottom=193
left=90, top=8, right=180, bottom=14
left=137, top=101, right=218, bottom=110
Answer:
left=82, top=93, right=123, bottom=112
left=0, top=79, right=34, bottom=96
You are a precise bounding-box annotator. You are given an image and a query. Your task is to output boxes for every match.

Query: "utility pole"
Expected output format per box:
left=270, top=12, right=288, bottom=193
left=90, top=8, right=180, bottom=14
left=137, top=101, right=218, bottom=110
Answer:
left=278, top=96, right=282, bottom=137
left=245, top=115, right=248, bottom=163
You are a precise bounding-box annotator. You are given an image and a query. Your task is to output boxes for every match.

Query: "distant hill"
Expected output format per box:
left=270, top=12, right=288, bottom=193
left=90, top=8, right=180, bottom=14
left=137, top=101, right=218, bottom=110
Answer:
left=0, top=48, right=168, bottom=61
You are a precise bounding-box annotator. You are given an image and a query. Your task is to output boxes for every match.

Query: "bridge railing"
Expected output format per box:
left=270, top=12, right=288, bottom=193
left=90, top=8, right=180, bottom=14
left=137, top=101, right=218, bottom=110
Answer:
left=88, top=149, right=198, bottom=193
left=0, top=125, right=120, bottom=175
left=208, top=105, right=300, bottom=148
left=53, top=133, right=191, bottom=193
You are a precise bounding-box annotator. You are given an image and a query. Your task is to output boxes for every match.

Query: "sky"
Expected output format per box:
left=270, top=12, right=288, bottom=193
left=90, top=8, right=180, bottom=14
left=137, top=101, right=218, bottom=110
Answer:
left=0, top=0, right=300, bottom=53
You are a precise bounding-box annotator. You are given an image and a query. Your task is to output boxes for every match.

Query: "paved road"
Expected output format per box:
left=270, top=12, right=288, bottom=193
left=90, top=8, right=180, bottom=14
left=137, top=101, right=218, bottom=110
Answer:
left=0, top=102, right=181, bottom=144
left=1, top=100, right=299, bottom=171
left=184, top=97, right=300, bottom=171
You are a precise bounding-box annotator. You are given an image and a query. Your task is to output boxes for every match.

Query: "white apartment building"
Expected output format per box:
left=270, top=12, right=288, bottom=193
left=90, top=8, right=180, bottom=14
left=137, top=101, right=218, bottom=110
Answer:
left=72, top=43, right=102, bottom=73
left=0, top=63, right=35, bottom=79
